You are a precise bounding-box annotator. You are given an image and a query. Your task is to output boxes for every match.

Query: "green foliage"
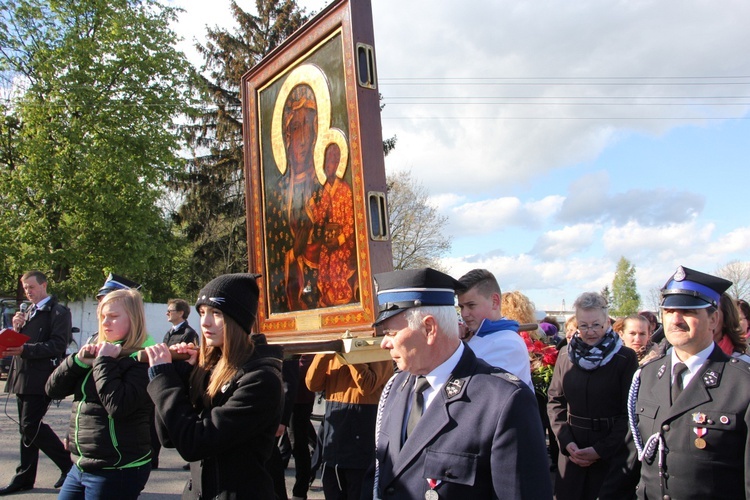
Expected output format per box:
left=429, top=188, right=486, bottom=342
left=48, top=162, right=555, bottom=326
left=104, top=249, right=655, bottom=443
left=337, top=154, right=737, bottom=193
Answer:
left=0, top=0, right=193, bottom=301
left=174, top=0, right=308, bottom=297
left=611, top=256, right=640, bottom=316
left=387, top=171, right=452, bottom=271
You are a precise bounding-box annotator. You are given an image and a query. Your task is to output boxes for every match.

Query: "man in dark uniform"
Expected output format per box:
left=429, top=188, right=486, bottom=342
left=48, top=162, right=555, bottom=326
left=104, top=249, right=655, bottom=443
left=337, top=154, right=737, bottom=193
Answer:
left=163, top=299, right=199, bottom=347
left=1, top=271, right=72, bottom=495
left=373, top=268, right=552, bottom=499
left=629, top=265, right=750, bottom=499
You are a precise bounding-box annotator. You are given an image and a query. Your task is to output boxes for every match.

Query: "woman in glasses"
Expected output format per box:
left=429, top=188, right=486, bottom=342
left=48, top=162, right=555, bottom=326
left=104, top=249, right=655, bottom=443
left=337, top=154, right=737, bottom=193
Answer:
left=547, top=292, right=638, bottom=500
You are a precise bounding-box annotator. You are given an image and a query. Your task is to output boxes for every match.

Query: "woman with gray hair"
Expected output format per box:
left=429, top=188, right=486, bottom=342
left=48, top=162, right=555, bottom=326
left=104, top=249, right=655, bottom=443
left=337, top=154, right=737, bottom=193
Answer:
left=547, top=292, right=638, bottom=500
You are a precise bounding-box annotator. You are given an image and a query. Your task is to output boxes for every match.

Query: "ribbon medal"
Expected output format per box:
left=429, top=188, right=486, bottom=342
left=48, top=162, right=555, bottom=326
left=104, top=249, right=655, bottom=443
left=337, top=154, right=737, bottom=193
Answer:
left=425, top=479, right=441, bottom=500
left=693, top=427, right=707, bottom=449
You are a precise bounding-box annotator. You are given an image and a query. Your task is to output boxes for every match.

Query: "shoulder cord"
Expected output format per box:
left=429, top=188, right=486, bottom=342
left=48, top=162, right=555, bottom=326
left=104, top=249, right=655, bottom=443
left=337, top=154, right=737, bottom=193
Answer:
left=628, top=368, right=664, bottom=464
left=373, top=373, right=398, bottom=500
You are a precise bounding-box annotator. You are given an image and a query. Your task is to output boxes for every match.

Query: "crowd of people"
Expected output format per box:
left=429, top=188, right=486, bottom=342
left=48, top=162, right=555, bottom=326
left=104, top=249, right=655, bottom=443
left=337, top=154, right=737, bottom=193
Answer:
left=1, top=264, right=749, bottom=499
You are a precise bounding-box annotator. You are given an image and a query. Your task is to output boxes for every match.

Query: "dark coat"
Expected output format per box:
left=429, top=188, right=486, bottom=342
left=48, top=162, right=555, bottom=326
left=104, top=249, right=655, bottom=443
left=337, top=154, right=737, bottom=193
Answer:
left=376, top=344, right=552, bottom=499
left=632, top=345, right=750, bottom=499
left=547, top=345, right=638, bottom=500
left=5, top=296, right=71, bottom=395
left=45, top=351, right=153, bottom=470
left=163, top=322, right=200, bottom=347
left=147, top=341, right=284, bottom=500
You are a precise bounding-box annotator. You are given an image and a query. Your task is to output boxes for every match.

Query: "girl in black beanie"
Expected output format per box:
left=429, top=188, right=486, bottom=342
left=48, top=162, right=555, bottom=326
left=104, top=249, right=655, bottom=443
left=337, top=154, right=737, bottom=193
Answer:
left=145, top=274, right=284, bottom=499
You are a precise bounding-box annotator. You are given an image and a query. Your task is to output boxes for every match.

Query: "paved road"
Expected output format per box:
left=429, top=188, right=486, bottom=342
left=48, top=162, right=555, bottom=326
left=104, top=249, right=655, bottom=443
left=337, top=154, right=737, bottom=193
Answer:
left=0, top=394, right=323, bottom=499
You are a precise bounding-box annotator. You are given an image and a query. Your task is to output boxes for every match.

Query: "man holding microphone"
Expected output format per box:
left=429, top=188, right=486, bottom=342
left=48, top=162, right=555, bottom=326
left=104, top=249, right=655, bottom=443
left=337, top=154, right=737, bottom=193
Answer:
left=1, top=271, right=72, bottom=495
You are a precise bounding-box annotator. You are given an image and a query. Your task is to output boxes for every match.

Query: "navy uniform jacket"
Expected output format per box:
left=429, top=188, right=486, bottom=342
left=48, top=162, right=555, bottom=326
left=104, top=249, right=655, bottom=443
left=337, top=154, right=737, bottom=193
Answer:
left=632, top=345, right=750, bottom=499
left=4, top=296, right=71, bottom=395
left=162, top=322, right=199, bottom=347
left=376, top=344, right=553, bottom=499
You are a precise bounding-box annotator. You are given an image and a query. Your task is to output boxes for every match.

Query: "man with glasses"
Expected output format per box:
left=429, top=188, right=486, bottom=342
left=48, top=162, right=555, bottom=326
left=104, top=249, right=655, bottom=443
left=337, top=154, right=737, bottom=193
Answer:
left=373, top=268, right=552, bottom=499
left=629, top=266, right=750, bottom=499
left=163, top=299, right=199, bottom=347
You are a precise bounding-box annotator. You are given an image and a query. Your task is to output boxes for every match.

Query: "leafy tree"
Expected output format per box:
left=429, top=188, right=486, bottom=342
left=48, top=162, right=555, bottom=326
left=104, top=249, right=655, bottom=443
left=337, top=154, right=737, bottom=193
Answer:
left=0, top=0, right=193, bottom=300
left=387, top=171, right=451, bottom=271
left=611, top=256, right=640, bottom=316
left=174, top=0, right=308, bottom=296
left=716, top=260, right=750, bottom=300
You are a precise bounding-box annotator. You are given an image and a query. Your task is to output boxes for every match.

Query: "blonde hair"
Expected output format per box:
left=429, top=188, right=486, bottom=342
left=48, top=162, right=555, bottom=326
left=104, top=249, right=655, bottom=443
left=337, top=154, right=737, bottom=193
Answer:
left=501, top=291, right=536, bottom=325
left=501, top=291, right=541, bottom=339
left=189, top=310, right=255, bottom=408
left=96, top=289, right=147, bottom=350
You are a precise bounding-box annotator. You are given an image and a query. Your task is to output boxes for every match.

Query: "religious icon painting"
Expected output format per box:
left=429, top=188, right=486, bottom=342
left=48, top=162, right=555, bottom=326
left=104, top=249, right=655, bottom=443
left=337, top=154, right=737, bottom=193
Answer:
left=242, top=0, right=392, bottom=341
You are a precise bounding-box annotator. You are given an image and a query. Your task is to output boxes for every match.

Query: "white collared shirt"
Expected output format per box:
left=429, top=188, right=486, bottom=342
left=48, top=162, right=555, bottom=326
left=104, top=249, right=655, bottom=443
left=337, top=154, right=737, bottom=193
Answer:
left=171, top=320, right=186, bottom=332
left=422, top=341, right=465, bottom=411
left=35, top=296, right=51, bottom=309
left=670, top=343, right=714, bottom=390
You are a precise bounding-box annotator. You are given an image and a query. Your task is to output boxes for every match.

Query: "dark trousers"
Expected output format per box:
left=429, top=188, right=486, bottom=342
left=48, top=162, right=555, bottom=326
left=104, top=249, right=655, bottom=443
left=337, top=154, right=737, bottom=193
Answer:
left=290, top=402, right=315, bottom=498
left=322, top=466, right=365, bottom=500
left=149, top=406, right=161, bottom=468
left=15, top=394, right=71, bottom=484
left=269, top=442, right=289, bottom=500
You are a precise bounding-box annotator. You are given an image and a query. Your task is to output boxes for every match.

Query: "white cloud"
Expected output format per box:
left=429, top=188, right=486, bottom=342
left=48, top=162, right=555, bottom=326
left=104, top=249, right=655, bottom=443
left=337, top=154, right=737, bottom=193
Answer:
left=530, top=224, right=599, bottom=260
left=376, top=0, right=750, bottom=195
left=707, top=226, right=750, bottom=255
left=443, top=194, right=565, bottom=237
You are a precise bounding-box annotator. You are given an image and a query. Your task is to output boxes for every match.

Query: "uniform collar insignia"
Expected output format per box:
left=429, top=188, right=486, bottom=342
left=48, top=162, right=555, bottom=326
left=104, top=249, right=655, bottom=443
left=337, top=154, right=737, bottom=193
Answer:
left=444, top=377, right=464, bottom=399
left=702, top=370, right=719, bottom=387
left=657, top=364, right=666, bottom=378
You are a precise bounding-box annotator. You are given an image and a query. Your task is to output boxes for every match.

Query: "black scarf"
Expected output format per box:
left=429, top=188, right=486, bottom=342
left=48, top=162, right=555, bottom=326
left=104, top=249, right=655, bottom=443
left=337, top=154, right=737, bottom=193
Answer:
left=568, top=328, right=622, bottom=371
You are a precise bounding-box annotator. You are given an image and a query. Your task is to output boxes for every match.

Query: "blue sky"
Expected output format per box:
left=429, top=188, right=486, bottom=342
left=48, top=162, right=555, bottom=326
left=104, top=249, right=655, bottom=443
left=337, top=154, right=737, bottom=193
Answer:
left=173, top=0, right=750, bottom=311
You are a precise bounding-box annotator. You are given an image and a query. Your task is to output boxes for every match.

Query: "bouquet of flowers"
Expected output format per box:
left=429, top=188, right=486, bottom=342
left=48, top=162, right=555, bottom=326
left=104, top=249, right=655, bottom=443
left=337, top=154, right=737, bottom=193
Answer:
left=520, top=331, right=558, bottom=397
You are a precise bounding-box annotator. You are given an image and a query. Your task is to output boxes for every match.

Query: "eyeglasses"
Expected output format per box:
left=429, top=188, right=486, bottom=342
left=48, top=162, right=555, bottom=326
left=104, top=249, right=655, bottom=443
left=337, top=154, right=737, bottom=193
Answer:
left=166, top=309, right=177, bottom=313
left=578, top=323, right=605, bottom=333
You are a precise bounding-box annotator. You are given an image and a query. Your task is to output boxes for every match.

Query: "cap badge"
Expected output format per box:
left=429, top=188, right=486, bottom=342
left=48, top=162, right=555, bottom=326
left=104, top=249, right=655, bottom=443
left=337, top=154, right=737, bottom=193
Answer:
left=673, top=266, right=686, bottom=281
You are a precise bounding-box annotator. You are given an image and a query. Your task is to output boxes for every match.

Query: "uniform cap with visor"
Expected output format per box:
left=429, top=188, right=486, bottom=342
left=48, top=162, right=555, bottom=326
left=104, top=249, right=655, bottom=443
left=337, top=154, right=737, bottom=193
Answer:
left=660, top=265, right=732, bottom=310
left=373, top=268, right=462, bottom=326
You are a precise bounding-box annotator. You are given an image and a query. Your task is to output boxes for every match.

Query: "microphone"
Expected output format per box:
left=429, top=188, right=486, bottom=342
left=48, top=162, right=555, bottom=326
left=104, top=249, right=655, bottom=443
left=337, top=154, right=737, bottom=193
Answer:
left=20, top=303, right=28, bottom=314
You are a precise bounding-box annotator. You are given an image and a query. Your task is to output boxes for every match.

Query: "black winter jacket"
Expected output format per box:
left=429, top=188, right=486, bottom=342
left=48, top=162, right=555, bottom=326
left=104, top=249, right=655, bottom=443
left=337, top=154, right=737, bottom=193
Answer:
left=147, top=339, right=284, bottom=500
left=46, top=349, right=154, bottom=471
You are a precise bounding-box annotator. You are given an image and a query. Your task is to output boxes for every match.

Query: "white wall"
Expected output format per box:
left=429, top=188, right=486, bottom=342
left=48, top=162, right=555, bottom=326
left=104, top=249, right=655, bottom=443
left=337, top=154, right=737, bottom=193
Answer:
left=67, top=300, right=178, bottom=348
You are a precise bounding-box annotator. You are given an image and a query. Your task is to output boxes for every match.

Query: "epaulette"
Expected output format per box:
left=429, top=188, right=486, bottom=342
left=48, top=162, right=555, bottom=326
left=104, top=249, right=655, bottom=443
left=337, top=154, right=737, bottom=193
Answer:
left=726, top=356, right=750, bottom=376
left=640, top=351, right=667, bottom=370
left=490, top=368, right=524, bottom=387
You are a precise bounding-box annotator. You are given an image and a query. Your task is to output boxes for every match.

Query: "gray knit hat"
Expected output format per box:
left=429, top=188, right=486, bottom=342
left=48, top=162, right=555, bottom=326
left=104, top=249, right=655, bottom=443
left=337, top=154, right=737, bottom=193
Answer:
left=195, top=273, right=261, bottom=334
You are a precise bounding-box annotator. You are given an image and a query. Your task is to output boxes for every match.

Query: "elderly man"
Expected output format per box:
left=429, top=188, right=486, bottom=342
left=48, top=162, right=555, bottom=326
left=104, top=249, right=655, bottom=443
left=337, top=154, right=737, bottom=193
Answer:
left=373, top=268, right=552, bottom=499
left=629, top=266, right=750, bottom=499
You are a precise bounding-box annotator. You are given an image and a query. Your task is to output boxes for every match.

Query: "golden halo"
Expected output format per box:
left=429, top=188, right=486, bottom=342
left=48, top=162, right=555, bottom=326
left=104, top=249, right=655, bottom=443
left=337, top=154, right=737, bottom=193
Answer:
left=271, top=63, right=349, bottom=185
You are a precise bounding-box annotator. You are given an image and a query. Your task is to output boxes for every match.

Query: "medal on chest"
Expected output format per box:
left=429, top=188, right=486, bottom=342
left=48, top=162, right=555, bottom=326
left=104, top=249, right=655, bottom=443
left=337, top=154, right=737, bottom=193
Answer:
left=425, top=478, right=441, bottom=500
left=693, top=427, right=707, bottom=449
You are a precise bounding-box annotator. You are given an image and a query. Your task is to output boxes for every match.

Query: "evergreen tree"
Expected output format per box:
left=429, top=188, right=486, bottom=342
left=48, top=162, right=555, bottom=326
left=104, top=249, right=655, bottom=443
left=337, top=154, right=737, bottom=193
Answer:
left=611, top=256, right=640, bottom=316
left=174, top=0, right=307, bottom=296
left=600, top=285, right=613, bottom=308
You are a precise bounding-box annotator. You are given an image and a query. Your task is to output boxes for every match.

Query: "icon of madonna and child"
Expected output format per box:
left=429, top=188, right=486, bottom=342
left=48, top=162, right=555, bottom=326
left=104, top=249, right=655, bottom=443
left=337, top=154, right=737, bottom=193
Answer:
left=264, top=63, right=359, bottom=314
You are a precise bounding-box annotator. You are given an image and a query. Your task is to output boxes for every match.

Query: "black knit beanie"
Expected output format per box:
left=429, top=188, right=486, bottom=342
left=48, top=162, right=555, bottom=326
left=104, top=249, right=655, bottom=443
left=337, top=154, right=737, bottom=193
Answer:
left=195, top=273, right=261, bottom=334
